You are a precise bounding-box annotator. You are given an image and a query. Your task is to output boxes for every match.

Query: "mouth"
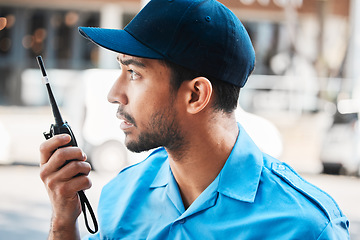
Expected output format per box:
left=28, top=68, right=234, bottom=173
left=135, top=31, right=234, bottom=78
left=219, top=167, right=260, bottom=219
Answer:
left=119, top=119, right=134, bottom=130
left=116, top=111, right=135, bottom=131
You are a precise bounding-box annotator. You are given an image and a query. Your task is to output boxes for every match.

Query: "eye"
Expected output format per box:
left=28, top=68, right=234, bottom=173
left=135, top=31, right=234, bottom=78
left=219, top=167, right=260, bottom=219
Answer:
left=128, top=69, right=140, bottom=81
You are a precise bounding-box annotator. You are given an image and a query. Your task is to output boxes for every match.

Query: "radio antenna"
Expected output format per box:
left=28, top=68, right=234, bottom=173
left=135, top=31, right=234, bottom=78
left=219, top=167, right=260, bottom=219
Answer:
left=36, top=56, right=64, bottom=126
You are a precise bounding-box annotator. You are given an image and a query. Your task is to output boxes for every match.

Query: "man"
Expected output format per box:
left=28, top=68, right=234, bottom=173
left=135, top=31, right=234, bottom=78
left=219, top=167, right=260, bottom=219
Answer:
left=39, top=0, right=350, bottom=239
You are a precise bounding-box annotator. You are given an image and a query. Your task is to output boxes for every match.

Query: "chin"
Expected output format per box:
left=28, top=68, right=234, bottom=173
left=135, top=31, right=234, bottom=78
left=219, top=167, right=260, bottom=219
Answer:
left=125, top=139, right=158, bottom=153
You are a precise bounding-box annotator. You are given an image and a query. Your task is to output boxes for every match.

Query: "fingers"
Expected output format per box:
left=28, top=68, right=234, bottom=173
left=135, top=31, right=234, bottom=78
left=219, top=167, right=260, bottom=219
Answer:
left=39, top=133, right=91, bottom=193
left=50, top=160, right=92, bottom=185
left=40, top=151, right=92, bottom=199
left=39, top=134, right=93, bottom=229
left=47, top=165, right=93, bottom=196
left=43, top=146, right=86, bottom=173
left=40, top=150, right=89, bottom=186
left=40, top=134, right=72, bottom=166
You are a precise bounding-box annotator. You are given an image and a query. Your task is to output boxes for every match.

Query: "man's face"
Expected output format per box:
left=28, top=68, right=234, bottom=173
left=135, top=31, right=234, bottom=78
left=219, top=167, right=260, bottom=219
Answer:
left=108, top=54, right=184, bottom=153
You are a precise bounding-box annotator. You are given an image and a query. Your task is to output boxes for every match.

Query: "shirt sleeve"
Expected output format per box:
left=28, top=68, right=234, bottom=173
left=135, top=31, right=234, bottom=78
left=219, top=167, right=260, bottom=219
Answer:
left=317, top=217, right=350, bottom=240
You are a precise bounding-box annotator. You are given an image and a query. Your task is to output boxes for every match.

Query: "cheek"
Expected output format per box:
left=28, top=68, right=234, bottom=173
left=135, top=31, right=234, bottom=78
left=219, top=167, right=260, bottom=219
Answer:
left=133, top=84, right=170, bottom=108
left=130, top=90, right=158, bottom=124
left=128, top=80, right=174, bottom=122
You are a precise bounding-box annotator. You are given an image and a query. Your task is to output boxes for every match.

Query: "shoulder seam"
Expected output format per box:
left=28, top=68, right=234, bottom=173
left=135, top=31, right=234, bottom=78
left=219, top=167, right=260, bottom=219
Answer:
left=271, top=162, right=342, bottom=221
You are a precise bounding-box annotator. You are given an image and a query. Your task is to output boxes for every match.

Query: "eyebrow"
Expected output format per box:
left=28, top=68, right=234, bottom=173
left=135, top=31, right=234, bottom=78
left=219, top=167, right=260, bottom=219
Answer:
left=117, top=56, right=146, bottom=68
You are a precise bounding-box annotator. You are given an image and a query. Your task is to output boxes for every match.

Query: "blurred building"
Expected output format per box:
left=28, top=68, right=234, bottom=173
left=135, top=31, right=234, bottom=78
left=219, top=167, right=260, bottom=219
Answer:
left=0, top=0, right=358, bottom=107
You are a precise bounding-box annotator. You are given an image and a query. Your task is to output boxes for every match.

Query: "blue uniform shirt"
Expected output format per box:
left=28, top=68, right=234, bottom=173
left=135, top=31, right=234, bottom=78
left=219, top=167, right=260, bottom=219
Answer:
left=84, top=124, right=349, bottom=239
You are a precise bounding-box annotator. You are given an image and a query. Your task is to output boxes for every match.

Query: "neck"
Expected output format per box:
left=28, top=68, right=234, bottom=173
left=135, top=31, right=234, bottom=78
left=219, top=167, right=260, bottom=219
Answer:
left=166, top=113, right=238, bottom=209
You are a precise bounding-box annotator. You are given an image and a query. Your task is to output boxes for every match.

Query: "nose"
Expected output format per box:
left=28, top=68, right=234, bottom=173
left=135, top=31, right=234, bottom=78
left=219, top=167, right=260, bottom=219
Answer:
left=107, top=74, right=128, bottom=105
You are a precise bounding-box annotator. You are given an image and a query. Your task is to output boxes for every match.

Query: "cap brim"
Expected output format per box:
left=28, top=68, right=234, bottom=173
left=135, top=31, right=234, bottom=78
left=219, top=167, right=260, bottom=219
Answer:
left=79, top=27, right=164, bottom=59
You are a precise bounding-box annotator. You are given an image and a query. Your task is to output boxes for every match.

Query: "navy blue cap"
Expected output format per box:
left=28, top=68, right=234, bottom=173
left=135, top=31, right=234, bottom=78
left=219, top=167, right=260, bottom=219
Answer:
left=79, top=0, right=255, bottom=87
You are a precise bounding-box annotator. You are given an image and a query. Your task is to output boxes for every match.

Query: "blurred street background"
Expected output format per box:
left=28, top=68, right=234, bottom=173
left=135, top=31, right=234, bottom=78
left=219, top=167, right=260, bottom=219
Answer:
left=1, top=0, right=360, bottom=239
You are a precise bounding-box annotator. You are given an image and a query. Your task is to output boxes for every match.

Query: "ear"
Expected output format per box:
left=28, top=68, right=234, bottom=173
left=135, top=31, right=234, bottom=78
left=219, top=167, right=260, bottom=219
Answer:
left=183, top=77, right=213, bottom=114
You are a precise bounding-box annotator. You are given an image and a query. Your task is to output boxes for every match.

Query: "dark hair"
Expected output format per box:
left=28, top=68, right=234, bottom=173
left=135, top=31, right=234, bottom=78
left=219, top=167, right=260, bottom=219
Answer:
left=162, top=60, right=240, bottom=113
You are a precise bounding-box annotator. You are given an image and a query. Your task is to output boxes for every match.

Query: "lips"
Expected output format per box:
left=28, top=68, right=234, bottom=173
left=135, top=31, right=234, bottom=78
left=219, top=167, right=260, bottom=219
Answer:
left=116, top=110, right=135, bottom=131
left=120, top=119, right=134, bottom=130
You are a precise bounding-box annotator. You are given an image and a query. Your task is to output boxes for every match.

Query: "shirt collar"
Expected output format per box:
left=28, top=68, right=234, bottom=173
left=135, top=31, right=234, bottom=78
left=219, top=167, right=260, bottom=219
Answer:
left=149, top=123, right=264, bottom=203
left=217, top=123, right=263, bottom=203
left=149, top=150, right=169, bottom=188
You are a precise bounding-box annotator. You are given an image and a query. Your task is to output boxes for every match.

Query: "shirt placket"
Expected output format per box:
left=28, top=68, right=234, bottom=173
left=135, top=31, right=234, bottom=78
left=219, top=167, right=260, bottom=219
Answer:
left=166, top=173, right=220, bottom=240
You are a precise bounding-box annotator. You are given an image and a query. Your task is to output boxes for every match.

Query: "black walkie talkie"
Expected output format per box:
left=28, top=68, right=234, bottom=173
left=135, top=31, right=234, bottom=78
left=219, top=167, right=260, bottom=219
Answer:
left=37, top=56, right=98, bottom=234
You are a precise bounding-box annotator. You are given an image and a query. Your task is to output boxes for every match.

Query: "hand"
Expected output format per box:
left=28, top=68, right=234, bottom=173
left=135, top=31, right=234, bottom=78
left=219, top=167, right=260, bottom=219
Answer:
left=39, top=134, right=91, bottom=239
